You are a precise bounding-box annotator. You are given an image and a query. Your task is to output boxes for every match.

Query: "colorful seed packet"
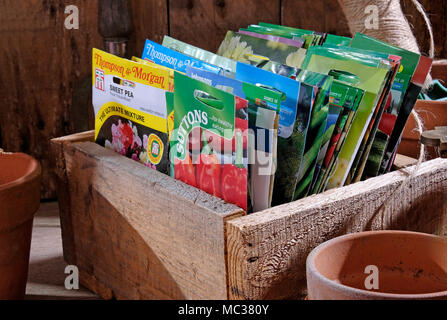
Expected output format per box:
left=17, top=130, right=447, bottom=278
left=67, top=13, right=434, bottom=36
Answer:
left=341, top=48, right=400, bottom=184
left=141, top=39, right=221, bottom=74
left=301, top=46, right=391, bottom=189
left=292, top=71, right=332, bottom=200
left=257, top=22, right=352, bottom=48
left=162, top=35, right=333, bottom=204
left=172, top=72, right=249, bottom=211
left=162, top=35, right=300, bottom=78
left=312, top=83, right=364, bottom=194
left=349, top=33, right=432, bottom=174
left=238, top=29, right=304, bottom=48
left=92, top=48, right=171, bottom=173
left=185, top=66, right=282, bottom=212
left=217, top=31, right=307, bottom=68
left=234, top=63, right=313, bottom=205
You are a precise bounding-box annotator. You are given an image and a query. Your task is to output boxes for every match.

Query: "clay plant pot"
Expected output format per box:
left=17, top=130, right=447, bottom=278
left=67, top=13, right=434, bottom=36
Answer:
left=307, top=231, right=447, bottom=300
left=398, top=100, right=447, bottom=159
left=0, top=152, right=41, bottom=299
left=398, top=60, right=447, bottom=159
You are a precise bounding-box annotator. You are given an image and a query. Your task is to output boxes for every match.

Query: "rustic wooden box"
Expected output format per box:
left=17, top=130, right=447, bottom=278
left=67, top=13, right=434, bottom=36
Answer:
left=51, top=131, right=447, bottom=300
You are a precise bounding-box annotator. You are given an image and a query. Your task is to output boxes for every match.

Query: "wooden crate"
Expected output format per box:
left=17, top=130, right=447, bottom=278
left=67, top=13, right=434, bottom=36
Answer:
left=51, top=131, right=447, bottom=300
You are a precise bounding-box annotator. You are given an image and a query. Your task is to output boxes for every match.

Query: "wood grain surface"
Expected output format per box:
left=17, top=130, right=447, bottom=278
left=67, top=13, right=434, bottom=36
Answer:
left=51, top=132, right=245, bottom=299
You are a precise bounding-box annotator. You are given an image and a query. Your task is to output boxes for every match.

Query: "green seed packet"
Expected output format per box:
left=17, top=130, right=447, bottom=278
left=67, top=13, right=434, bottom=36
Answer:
left=292, top=71, right=333, bottom=200
left=162, top=35, right=299, bottom=77
left=301, top=46, right=391, bottom=189
left=350, top=33, right=432, bottom=174
left=172, top=72, right=249, bottom=211
left=245, top=24, right=304, bottom=40
left=258, top=22, right=352, bottom=48
left=217, top=31, right=307, bottom=68
left=312, top=82, right=364, bottom=194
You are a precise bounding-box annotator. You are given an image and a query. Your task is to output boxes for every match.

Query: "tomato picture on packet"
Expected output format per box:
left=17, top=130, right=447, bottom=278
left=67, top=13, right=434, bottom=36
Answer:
left=172, top=72, right=248, bottom=211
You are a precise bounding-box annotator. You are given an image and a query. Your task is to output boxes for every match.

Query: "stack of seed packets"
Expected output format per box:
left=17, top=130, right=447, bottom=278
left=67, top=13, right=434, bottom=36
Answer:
left=92, top=22, right=432, bottom=214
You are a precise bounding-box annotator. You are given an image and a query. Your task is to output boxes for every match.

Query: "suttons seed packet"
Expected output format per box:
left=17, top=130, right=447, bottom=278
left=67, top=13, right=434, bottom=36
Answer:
left=92, top=48, right=171, bottom=174
left=172, top=72, right=249, bottom=211
left=185, top=66, right=282, bottom=212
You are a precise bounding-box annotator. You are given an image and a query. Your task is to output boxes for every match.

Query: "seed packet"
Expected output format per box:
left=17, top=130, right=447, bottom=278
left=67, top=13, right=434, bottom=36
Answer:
left=258, top=22, right=352, bottom=48
left=185, top=66, right=282, bottom=212
left=217, top=31, right=307, bottom=68
left=308, top=79, right=354, bottom=194
left=349, top=33, right=432, bottom=174
left=308, top=103, right=342, bottom=194
left=172, top=72, right=249, bottom=211
left=338, top=47, right=400, bottom=184
left=92, top=48, right=171, bottom=173
left=132, top=56, right=175, bottom=92
left=234, top=63, right=314, bottom=205
left=292, top=71, right=333, bottom=200
left=238, top=29, right=304, bottom=48
left=363, top=130, right=389, bottom=178
left=301, top=46, right=391, bottom=189
left=141, top=39, right=221, bottom=74
left=162, top=35, right=300, bottom=78
left=163, top=35, right=334, bottom=201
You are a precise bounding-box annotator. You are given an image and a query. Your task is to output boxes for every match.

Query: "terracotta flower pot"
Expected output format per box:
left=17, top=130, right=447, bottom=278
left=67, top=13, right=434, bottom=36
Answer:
left=0, top=152, right=41, bottom=299
left=398, top=100, right=447, bottom=159
left=398, top=60, right=447, bottom=159
left=307, top=231, right=447, bottom=300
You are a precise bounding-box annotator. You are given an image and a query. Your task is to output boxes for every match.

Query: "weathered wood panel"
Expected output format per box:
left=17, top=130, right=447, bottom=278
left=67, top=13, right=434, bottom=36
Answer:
left=0, top=0, right=168, bottom=199
left=51, top=132, right=244, bottom=300
left=0, top=0, right=102, bottom=199
left=226, top=158, right=447, bottom=300
left=169, top=0, right=281, bottom=53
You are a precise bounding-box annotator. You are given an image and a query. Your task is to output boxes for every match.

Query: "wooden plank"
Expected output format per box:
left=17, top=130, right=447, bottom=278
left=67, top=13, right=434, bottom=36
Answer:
left=53, top=136, right=244, bottom=299
left=281, top=0, right=351, bottom=36
left=169, top=0, right=281, bottom=53
left=0, top=0, right=102, bottom=199
left=50, top=130, right=95, bottom=265
left=129, top=0, right=168, bottom=56
left=226, top=158, right=447, bottom=300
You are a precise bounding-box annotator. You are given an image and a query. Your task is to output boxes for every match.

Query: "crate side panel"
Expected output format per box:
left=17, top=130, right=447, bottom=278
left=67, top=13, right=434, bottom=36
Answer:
left=63, top=141, right=243, bottom=300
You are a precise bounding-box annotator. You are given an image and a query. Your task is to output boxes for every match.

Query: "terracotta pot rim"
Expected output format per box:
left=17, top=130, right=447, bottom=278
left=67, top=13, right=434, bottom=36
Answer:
left=307, top=230, right=447, bottom=299
left=415, top=100, right=447, bottom=106
left=0, top=152, right=41, bottom=191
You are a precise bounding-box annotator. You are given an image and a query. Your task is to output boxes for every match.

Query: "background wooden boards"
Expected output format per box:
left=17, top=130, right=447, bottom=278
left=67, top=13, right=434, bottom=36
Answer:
left=1, top=0, right=446, bottom=199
